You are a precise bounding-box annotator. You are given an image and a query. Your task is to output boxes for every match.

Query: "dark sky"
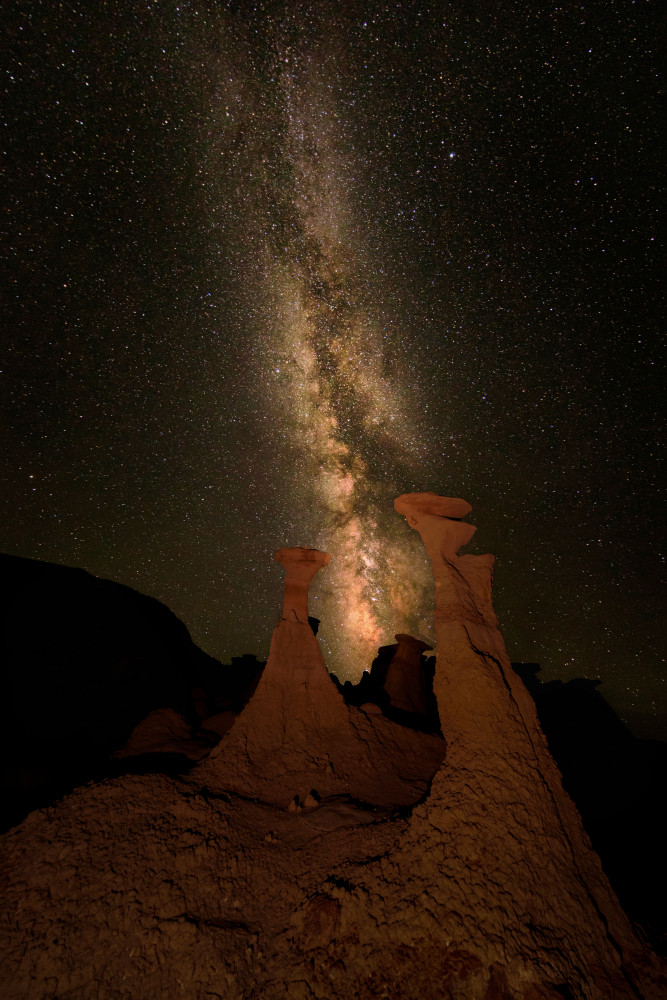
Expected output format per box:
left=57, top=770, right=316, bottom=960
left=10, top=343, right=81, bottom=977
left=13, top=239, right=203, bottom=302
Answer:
left=2, top=2, right=664, bottom=738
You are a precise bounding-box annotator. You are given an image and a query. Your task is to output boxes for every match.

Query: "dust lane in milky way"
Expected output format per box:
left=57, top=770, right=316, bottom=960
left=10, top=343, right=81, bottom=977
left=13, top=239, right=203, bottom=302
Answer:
left=255, top=28, right=434, bottom=673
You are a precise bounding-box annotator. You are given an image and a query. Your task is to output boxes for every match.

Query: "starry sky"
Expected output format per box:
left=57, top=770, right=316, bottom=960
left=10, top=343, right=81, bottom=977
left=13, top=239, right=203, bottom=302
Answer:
left=2, top=2, right=664, bottom=738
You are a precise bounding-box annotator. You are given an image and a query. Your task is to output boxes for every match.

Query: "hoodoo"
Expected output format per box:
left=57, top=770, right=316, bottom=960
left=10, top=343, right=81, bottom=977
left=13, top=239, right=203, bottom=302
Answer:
left=274, top=546, right=330, bottom=623
left=367, top=492, right=660, bottom=998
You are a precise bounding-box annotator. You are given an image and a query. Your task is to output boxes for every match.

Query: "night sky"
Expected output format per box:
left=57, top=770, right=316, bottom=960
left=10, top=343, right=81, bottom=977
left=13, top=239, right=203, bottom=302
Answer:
left=2, top=2, right=664, bottom=738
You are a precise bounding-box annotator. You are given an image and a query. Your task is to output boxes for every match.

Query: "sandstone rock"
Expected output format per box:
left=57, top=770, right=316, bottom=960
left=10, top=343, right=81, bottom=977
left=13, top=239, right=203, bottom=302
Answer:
left=274, top=546, right=330, bottom=623
left=0, top=774, right=407, bottom=1000
left=377, top=491, right=662, bottom=998
left=394, top=491, right=472, bottom=520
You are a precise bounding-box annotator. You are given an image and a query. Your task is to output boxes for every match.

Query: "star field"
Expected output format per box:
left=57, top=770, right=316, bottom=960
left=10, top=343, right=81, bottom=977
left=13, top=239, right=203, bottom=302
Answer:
left=2, top=2, right=664, bottom=737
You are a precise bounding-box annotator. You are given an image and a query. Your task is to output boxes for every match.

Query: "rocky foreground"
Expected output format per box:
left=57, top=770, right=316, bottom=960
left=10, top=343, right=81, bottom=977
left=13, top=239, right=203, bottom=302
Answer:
left=1, top=495, right=665, bottom=999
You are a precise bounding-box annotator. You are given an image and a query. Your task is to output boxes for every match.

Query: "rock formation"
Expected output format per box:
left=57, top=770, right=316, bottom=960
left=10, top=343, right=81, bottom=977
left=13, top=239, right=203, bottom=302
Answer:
left=192, top=546, right=446, bottom=808
left=382, top=632, right=433, bottom=716
left=514, top=663, right=667, bottom=943
left=112, top=708, right=213, bottom=761
left=274, top=546, right=330, bottom=623
left=1, top=501, right=664, bottom=1000
left=0, top=554, right=222, bottom=831
left=360, top=491, right=659, bottom=998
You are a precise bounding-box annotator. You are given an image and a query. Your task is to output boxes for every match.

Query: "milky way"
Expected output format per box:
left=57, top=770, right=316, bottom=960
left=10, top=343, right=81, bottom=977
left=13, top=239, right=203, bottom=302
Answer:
left=2, top=3, right=664, bottom=735
left=249, top=30, right=435, bottom=670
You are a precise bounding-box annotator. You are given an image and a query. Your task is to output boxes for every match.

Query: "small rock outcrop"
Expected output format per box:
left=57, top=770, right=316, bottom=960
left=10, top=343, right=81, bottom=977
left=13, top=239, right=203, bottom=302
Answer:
left=382, top=632, right=433, bottom=716
left=112, top=708, right=210, bottom=761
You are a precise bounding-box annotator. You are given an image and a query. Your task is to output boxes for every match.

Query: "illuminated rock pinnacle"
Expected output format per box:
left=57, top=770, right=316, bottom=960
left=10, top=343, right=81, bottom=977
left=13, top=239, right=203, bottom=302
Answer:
left=192, top=542, right=444, bottom=809
left=388, top=490, right=653, bottom=997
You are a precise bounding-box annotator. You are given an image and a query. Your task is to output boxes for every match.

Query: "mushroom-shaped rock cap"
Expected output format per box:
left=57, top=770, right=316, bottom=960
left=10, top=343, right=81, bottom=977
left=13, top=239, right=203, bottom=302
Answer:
left=275, top=547, right=331, bottom=569
left=274, top=548, right=330, bottom=623
left=394, top=493, right=472, bottom=519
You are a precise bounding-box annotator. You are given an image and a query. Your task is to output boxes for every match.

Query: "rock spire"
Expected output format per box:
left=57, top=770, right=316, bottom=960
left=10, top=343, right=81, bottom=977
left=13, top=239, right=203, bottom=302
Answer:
left=365, top=491, right=658, bottom=998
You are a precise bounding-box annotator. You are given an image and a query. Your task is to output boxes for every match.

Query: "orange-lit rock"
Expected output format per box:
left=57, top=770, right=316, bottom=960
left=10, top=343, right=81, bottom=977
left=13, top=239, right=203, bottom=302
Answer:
left=274, top=546, right=330, bottom=623
left=377, top=492, right=660, bottom=999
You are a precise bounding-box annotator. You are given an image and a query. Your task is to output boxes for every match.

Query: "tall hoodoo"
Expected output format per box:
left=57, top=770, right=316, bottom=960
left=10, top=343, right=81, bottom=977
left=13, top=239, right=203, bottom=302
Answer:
left=190, top=544, right=445, bottom=809
left=387, top=491, right=655, bottom=998
left=393, top=491, right=517, bottom=745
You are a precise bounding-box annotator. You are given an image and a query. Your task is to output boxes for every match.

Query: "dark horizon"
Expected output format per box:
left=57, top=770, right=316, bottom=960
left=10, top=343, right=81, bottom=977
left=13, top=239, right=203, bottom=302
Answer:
left=1, top=547, right=664, bottom=744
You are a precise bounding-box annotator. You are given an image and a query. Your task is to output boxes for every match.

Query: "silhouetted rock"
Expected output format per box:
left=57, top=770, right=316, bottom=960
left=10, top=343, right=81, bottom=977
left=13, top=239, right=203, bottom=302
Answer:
left=339, top=635, right=440, bottom=733
left=112, top=708, right=214, bottom=761
left=0, top=555, right=225, bottom=828
left=368, top=640, right=396, bottom=697
left=513, top=662, right=667, bottom=949
left=383, top=632, right=434, bottom=714
left=337, top=641, right=395, bottom=708
left=193, top=652, right=265, bottom=717
left=0, top=555, right=253, bottom=830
